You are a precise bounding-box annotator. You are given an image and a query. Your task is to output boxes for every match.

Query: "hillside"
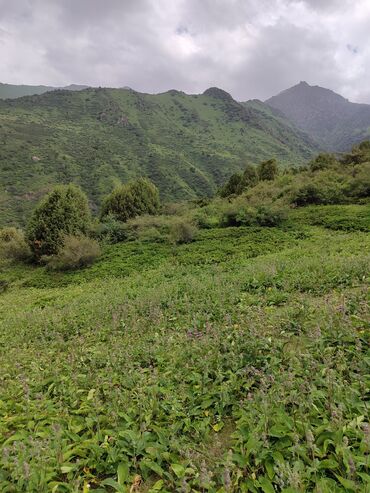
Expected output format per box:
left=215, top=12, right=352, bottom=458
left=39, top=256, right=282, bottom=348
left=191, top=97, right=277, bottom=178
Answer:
left=0, top=82, right=89, bottom=99
left=0, top=204, right=369, bottom=492
left=0, top=87, right=316, bottom=226
left=265, top=81, right=370, bottom=150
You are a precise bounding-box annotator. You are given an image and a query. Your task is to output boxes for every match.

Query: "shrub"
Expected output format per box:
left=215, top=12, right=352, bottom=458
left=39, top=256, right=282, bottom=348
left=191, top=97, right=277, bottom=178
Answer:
left=0, top=227, right=31, bottom=262
left=258, top=158, right=278, bottom=181
left=221, top=206, right=257, bottom=227
left=169, top=219, right=198, bottom=244
left=292, top=184, right=322, bottom=206
left=101, top=177, right=160, bottom=222
left=255, top=205, right=287, bottom=226
left=27, top=184, right=91, bottom=259
left=0, top=280, right=9, bottom=293
left=348, top=163, right=370, bottom=198
left=44, top=235, right=101, bottom=271
left=219, top=173, right=243, bottom=197
left=92, top=216, right=128, bottom=243
left=309, top=153, right=337, bottom=171
left=219, top=164, right=258, bottom=198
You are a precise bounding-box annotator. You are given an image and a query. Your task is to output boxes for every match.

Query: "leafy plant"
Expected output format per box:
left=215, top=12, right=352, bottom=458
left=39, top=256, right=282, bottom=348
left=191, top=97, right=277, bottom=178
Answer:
left=101, top=177, right=160, bottom=222
left=27, top=184, right=91, bottom=258
left=43, top=234, right=101, bottom=270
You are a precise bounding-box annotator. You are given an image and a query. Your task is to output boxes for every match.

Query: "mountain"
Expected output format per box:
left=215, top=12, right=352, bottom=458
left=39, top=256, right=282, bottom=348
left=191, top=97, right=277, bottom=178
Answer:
left=0, top=86, right=316, bottom=226
left=265, top=81, right=370, bottom=150
left=0, top=82, right=89, bottom=99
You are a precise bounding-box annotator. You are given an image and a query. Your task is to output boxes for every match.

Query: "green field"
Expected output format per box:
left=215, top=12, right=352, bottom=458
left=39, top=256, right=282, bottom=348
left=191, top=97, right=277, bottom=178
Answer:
left=0, top=205, right=369, bottom=492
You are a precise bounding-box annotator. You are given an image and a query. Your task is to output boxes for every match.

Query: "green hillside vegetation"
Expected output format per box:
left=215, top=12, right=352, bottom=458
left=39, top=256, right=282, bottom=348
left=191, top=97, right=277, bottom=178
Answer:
left=0, top=86, right=317, bottom=226
left=0, top=142, right=369, bottom=492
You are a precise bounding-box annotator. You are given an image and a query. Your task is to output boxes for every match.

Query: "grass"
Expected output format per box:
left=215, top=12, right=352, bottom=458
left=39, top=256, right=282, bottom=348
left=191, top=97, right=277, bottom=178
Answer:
left=0, top=206, right=369, bottom=492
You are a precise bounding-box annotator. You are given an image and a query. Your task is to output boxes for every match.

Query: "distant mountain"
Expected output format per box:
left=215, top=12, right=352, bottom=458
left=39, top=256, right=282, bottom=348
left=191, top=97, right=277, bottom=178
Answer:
left=265, top=81, right=370, bottom=150
left=0, top=86, right=316, bottom=226
left=0, top=82, right=89, bottom=99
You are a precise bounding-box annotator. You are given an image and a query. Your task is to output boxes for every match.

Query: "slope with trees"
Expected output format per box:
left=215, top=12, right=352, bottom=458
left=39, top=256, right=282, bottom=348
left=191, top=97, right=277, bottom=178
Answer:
left=0, top=86, right=317, bottom=226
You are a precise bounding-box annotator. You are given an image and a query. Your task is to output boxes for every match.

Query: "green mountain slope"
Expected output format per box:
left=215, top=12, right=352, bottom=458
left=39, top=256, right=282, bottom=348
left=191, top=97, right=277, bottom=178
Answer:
left=0, top=87, right=316, bottom=225
left=0, top=82, right=88, bottom=99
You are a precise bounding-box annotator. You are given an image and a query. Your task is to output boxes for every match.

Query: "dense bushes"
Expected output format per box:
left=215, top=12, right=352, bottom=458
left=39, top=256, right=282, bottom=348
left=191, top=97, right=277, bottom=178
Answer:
left=27, top=184, right=91, bottom=258
left=3, top=142, right=370, bottom=271
left=43, top=235, right=101, bottom=271
left=100, top=178, right=160, bottom=222
left=221, top=203, right=286, bottom=227
left=0, top=227, right=31, bottom=261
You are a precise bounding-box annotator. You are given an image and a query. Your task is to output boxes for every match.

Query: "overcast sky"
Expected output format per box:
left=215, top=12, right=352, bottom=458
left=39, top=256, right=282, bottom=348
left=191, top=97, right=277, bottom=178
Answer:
left=0, top=0, right=369, bottom=102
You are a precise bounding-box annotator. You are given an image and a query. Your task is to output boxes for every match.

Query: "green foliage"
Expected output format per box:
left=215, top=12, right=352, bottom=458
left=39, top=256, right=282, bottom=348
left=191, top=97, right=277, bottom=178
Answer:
left=43, top=234, right=101, bottom=271
left=0, top=227, right=31, bottom=261
left=258, top=158, right=278, bottom=181
left=289, top=204, right=370, bottom=232
left=0, top=209, right=368, bottom=492
left=169, top=219, right=198, bottom=244
left=101, top=177, right=160, bottom=222
left=0, top=88, right=316, bottom=226
left=292, top=183, right=322, bottom=206
left=93, top=216, right=129, bottom=243
left=220, top=164, right=258, bottom=198
left=221, top=203, right=286, bottom=228
left=219, top=172, right=244, bottom=197
left=309, top=152, right=338, bottom=171
left=26, top=184, right=91, bottom=258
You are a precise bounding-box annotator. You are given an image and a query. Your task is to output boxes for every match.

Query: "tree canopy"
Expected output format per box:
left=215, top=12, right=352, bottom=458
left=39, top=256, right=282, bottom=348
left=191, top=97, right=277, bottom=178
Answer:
left=101, top=177, right=160, bottom=222
left=27, top=184, right=91, bottom=258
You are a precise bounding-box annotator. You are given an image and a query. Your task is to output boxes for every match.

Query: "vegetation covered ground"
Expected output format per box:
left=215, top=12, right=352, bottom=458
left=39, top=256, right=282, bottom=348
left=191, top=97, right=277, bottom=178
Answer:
left=0, top=204, right=369, bottom=492
left=0, top=86, right=316, bottom=226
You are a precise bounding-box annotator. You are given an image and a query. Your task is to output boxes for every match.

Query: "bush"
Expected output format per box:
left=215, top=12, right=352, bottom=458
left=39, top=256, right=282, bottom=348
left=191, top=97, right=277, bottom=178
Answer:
left=92, top=216, right=128, bottom=244
left=221, top=205, right=257, bottom=227
left=258, top=159, right=278, bottom=181
left=0, top=227, right=31, bottom=262
left=169, top=219, right=198, bottom=244
left=255, top=205, right=287, bottom=226
left=219, top=164, right=258, bottom=198
left=219, top=173, right=244, bottom=197
left=44, top=235, right=101, bottom=271
left=292, top=184, right=322, bottom=206
left=348, top=163, right=370, bottom=198
left=101, top=177, right=160, bottom=222
left=309, top=153, right=337, bottom=171
left=220, top=203, right=286, bottom=228
left=27, top=184, right=91, bottom=259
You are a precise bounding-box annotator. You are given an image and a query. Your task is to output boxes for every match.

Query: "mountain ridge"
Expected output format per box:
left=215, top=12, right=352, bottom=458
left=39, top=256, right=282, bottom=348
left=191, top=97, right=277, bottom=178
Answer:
left=0, top=86, right=316, bottom=226
left=0, top=82, right=89, bottom=100
left=265, top=81, right=370, bottom=150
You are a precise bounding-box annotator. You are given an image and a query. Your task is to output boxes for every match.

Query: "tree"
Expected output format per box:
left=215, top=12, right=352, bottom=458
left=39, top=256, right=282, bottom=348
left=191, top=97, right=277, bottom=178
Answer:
left=309, top=153, right=337, bottom=171
left=219, top=173, right=243, bottom=197
left=219, top=164, right=258, bottom=198
left=27, top=184, right=91, bottom=258
left=101, top=177, right=160, bottom=222
left=242, top=163, right=258, bottom=187
left=258, top=159, right=278, bottom=181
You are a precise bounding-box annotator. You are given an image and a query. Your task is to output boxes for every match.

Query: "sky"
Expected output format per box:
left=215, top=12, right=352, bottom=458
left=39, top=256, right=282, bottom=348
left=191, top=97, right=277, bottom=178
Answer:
left=0, top=0, right=369, bottom=102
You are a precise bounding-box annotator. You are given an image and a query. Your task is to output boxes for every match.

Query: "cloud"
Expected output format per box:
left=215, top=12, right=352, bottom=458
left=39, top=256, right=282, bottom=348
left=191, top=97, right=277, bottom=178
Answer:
left=0, top=0, right=369, bottom=102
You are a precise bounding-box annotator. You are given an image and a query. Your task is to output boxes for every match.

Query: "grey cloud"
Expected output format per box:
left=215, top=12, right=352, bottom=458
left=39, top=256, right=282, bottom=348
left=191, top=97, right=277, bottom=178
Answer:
left=0, top=0, right=369, bottom=102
